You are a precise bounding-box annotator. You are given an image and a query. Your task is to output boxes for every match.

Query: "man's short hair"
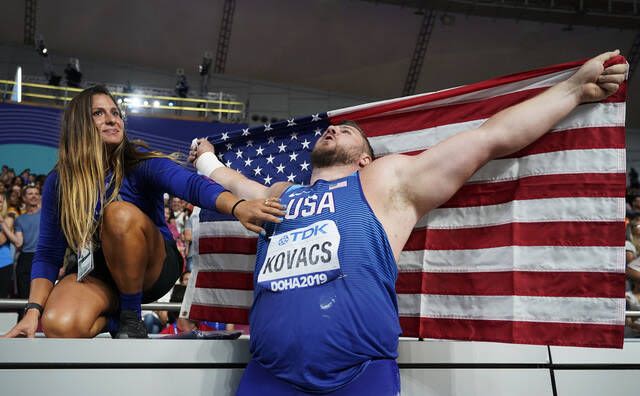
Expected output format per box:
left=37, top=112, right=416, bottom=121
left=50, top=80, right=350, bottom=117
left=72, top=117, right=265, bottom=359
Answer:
left=339, top=120, right=375, bottom=160
left=21, top=182, right=39, bottom=195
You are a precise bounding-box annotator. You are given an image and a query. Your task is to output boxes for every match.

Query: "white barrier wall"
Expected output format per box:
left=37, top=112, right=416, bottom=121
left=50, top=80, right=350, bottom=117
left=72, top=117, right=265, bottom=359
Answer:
left=0, top=337, right=638, bottom=396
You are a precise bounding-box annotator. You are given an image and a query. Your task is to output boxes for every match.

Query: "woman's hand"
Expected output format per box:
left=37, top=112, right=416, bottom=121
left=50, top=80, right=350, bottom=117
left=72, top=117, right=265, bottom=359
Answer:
left=233, top=197, right=286, bottom=235
left=1, top=310, right=40, bottom=338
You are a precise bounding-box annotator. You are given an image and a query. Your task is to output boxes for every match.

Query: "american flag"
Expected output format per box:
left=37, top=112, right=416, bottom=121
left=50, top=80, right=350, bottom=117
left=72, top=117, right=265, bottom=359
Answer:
left=182, top=56, right=628, bottom=348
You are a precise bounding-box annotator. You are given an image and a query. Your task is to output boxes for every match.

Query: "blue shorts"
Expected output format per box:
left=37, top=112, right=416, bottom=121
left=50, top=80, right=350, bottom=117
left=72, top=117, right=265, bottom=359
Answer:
left=236, top=359, right=401, bottom=395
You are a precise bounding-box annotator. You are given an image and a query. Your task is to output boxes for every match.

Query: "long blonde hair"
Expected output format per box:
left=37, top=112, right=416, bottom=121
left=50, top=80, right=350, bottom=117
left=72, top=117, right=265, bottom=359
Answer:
left=57, top=85, right=175, bottom=252
left=0, top=194, right=7, bottom=218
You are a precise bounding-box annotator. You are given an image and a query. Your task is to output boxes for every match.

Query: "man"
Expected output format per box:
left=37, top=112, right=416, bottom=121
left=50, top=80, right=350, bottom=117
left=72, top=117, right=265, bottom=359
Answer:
left=3, top=183, right=41, bottom=298
left=170, top=196, right=188, bottom=234
left=191, top=52, right=627, bottom=395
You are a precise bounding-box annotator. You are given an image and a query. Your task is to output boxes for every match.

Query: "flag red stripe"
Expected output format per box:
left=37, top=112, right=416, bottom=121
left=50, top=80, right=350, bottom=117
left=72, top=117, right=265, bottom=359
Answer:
left=503, top=126, right=625, bottom=159
left=405, top=222, right=625, bottom=251
left=356, top=88, right=547, bottom=137
left=195, top=270, right=625, bottom=298
left=203, top=221, right=625, bottom=254
left=196, top=271, right=253, bottom=290
left=402, top=126, right=625, bottom=157
left=189, top=304, right=250, bottom=324
left=330, top=55, right=626, bottom=126
left=395, top=271, right=625, bottom=298
left=331, top=61, right=584, bottom=124
left=200, top=236, right=257, bottom=255
left=409, top=317, right=624, bottom=348
left=442, top=172, right=626, bottom=208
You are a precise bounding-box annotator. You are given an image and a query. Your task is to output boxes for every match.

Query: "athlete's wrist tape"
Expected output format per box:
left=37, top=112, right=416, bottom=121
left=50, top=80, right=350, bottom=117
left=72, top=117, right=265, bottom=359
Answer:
left=195, top=151, right=225, bottom=176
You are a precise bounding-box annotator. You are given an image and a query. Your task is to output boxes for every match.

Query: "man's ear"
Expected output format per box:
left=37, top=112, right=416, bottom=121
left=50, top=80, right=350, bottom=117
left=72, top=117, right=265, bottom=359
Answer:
left=358, top=154, right=372, bottom=168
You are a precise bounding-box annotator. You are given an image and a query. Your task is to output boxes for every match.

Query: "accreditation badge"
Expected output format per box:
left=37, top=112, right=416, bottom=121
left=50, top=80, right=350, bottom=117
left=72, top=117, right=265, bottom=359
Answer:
left=77, top=242, right=94, bottom=282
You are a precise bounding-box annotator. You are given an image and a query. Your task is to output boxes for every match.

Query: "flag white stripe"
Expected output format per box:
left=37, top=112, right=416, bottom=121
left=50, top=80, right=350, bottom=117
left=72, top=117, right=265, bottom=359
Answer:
left=200, top=221, right=256, bottom=238
left=204, top=165, right=625, bottom=237
left=370, top=102, right=625, bottom=156
left=423, top=197, right=624, bottom=229
left=197, top=245, right=625, bottom=274
left=328, top=67, right=578, bottom=118
left=468, top=149, right=625, bottom=183
left=397, top=294, right=625, bottom=325
left=191, top=288, right=253, bottom=308
left=198, top=253, right=256, bottom=272
left=397, top=246, right=625, bottom=274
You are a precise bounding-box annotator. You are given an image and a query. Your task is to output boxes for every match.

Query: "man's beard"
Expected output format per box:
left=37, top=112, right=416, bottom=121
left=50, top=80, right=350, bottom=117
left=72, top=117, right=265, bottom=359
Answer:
left=310, top=145, right=358, bottom=169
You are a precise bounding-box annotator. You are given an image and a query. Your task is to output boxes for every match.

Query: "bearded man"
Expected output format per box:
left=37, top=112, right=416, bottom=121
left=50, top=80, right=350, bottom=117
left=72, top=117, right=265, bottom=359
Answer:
left=190, top=51, right=627, bottom=395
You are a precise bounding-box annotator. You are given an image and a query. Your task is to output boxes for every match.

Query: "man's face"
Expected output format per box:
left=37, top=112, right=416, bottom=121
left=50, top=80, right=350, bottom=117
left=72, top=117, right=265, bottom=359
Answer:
left=171, top=198, right=183, bottom=212
left=311, top=125, right=366, bottom=168
left=23, top=187, right=40, bottom=207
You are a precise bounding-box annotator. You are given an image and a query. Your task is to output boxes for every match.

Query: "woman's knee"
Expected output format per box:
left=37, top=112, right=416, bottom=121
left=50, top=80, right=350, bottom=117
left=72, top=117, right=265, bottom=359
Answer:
left=102, top=201, right=143, bottom=239
left=41, top=307, right=95, bottom=338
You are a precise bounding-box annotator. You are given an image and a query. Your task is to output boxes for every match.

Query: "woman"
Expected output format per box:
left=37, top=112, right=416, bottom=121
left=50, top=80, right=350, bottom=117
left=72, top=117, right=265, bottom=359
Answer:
left=6, top=188, right=22, bottom=217
left=0, top=193, right=14, bottom=297
left=2, top=85, right=283, bottom=339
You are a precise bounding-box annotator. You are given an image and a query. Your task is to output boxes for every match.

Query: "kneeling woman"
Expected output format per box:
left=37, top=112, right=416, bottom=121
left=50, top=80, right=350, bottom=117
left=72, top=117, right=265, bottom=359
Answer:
left=3, top=85, right=282, bottom=338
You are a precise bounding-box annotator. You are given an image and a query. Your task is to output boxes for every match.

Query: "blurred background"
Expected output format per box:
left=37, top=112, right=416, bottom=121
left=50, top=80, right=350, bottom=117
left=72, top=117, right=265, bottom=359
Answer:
left=0, top=0, right=636, bottom=173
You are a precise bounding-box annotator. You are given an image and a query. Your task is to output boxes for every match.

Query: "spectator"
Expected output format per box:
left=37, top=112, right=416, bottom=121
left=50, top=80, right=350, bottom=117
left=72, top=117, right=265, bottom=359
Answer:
left=183, top=212, right=195, bottom=271
left=160, top=317, right=215, bottom=335
left=628, top=216, right=640, bottom=254
left=170, top=196, right=187, bottom=234
left=144, top=271, right=191, bottom=334
left=0, top=193, right=14, bottom=297
left=19, top=169, right=30, bottom=185
left=0, top=168, right=15, bottom=189
left=632, top=196, right=640, bottom=214
left=35, top=175, right=46, bottom=192
left=625, top=218, right=640, bottom=335
left=11, top=176, right=23, bottom=189
left=3, top=184, right=41, bottom=298
left=6, top=188, right=22, bottom=216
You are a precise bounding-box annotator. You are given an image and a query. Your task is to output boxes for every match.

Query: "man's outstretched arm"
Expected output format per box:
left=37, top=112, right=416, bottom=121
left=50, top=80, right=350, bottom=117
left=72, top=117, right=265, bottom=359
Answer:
left=190, top=139, right=290, bottom=200
left=370, top=50, right=627, bottom=220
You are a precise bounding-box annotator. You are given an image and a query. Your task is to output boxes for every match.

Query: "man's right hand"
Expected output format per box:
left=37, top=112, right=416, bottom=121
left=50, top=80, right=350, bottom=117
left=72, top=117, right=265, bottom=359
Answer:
left=1, top=310, right=40, bottom=338
left=188, top=138, right=215, bottom=164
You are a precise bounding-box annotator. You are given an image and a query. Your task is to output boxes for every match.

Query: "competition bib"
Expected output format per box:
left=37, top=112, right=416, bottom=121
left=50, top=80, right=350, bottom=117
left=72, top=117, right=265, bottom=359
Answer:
left=257, top=220, right=341, bottom=292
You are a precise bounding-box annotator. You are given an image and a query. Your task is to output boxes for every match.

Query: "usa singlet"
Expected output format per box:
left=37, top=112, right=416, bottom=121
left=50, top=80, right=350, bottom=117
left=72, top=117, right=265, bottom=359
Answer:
left=249, top=172, right=402, bottom=392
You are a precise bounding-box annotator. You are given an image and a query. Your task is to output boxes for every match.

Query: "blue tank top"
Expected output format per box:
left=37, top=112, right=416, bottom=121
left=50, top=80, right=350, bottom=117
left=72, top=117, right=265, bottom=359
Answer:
left=250, top=172, right=401, bottom=392
left=0, top=241, right=12, bottom=268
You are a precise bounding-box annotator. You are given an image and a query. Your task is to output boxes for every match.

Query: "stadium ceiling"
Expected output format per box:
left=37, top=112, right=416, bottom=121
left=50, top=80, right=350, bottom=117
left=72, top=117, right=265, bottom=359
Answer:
left=361, top=0, right=640, bottom=29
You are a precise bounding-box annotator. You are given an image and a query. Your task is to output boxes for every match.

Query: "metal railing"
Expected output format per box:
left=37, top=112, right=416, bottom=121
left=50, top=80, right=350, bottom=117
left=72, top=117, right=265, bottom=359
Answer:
left=0, top=79, right=245, bottom=120
left=0, top=299, right=180, bottom=312
left=1, top=299, right=639, bottom=317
